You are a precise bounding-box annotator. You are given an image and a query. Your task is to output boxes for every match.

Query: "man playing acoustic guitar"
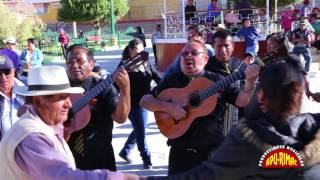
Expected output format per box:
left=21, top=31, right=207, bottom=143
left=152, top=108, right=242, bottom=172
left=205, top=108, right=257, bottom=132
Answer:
left=140, top=40, right=259, bottom=175
left=65, top=44, right=131, bottom=171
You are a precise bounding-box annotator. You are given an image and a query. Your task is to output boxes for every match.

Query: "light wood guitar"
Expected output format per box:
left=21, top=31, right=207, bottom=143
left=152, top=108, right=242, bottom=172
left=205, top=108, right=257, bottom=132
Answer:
left=154, top=49, right=286, bottom=139
left=154, top=69, right=245, bottom=139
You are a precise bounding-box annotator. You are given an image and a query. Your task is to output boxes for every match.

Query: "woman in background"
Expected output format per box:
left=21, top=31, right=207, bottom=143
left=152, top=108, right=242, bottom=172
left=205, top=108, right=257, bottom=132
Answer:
left=118, top=38, right=160, bottom=169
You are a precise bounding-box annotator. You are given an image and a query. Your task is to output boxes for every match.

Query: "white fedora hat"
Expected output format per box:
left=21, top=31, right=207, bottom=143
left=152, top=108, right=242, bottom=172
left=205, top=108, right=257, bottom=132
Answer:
left=15, top=66, right=84, bottom=96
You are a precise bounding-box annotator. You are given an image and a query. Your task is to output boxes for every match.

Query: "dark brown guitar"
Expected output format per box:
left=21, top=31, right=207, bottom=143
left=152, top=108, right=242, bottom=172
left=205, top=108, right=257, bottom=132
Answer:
left=64, top=51, right=149, bottom=140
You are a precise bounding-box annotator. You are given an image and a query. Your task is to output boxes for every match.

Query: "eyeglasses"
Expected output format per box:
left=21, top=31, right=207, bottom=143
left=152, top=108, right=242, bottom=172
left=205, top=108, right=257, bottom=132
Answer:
left=0, top=69, right=12, bottom=76
left=181, top=50, right=205, bottom=58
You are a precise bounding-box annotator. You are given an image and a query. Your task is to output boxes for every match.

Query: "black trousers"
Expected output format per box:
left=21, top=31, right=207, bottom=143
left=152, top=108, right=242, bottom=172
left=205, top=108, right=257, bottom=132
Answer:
left=168, top=145, right=217, bottom=175
left=152, top=45, right=157, bottom=65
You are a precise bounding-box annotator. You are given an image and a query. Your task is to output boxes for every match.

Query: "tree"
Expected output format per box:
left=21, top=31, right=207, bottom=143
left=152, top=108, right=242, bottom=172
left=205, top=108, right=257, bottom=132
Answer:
left=0, top=2, right=45, bottom=46
left=58, top=0, right=129, bottom=36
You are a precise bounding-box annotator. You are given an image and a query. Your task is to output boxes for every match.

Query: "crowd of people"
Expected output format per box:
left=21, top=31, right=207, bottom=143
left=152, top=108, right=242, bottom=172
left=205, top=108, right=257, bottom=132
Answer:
left=2, top=1, right=320, bottom=180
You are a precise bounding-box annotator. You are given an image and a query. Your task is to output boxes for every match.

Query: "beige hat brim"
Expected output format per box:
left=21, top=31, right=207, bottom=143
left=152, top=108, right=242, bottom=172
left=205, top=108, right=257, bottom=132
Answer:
left=15, top=86, right=84, bottom=96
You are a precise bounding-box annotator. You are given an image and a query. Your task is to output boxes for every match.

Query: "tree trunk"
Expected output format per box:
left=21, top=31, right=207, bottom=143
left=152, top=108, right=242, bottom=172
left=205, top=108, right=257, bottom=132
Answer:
left=73, top=21, right=77, bottom=38
left=96, top=26, right=101, bottom=37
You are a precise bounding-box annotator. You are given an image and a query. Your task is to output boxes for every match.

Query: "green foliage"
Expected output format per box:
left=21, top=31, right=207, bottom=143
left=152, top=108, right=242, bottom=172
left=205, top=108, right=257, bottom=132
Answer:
left=0, top=2, right=45, bottom=46
left=58, top=0, right=129, bottom=26
left=233, top=0, right=300, bottom=8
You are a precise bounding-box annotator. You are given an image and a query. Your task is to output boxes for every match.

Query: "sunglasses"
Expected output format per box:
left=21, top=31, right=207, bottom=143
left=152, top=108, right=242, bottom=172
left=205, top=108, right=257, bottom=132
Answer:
left=0, top=69, right=12, bottom=76
left=181, top=50, right=204, bottom=58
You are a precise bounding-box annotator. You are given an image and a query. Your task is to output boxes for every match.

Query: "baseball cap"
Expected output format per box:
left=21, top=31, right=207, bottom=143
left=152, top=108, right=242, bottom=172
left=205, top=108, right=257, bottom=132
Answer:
left=0, top=52, right=14, bottom=70
left=3, top=37, right=17, bottom=44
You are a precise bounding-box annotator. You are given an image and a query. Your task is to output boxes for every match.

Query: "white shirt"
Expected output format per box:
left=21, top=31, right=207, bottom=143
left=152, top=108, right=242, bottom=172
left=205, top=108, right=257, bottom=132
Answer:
left=0, top=78, right=25, bottom=136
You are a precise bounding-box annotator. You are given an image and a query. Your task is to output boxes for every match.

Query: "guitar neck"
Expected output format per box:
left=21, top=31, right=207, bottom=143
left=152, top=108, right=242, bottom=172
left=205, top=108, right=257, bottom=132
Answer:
left=69, top=51, right=148, bottom=116
left=199, top=70, right=244, bottom=100
left=71, top=76, right=114, bottom=114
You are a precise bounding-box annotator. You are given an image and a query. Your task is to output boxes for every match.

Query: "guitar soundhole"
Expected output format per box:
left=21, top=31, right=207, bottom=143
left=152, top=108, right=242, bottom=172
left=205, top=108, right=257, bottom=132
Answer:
left=188, top=92, right=201, bottom=107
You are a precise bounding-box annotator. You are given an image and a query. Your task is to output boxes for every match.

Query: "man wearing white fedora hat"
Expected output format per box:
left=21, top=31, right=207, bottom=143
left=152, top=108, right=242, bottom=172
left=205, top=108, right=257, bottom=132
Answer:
left=0, top=66, right=138, bottom=180
left=65, top=44, right=131, bottom=171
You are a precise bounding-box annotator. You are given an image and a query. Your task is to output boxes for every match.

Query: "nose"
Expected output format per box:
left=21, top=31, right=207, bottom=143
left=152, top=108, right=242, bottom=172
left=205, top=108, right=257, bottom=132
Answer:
left=65, top=97, right=72, bottom=109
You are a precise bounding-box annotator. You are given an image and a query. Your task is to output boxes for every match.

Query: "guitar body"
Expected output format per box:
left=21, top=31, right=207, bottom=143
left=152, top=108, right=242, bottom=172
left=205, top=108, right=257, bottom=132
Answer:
left=154, top=77, right=218, bottom=139
left=64, top=94, right=91, bottom=140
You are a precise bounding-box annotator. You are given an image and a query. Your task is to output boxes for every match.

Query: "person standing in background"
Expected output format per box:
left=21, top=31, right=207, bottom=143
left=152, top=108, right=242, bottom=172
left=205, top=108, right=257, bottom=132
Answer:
left=118, top=38, right=160, bottom=169
left=206, top=0, right=220, bottom=23
left=19, top=38, right=43, bottom=80
left=237, top=18, right=260, bottom=55
left=151, top=24, right=163, bottom=65
left=3, top=37, right=21, bottom=56
left=185, top=0, right=196, bottom=22
left=292, top=18, right=312, bottom=72
left=58, top=29, right=70, bottom=59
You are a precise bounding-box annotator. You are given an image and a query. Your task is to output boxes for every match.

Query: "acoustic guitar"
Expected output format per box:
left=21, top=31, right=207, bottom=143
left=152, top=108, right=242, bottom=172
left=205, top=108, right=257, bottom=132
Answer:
left=64, top=51, right=149, bottom=139
left=154, top=50, right=284, bottom=139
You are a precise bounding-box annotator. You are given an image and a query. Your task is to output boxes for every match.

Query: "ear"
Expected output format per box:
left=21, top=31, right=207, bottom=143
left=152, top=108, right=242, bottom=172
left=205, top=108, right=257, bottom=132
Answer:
left=88, top=59, right=95, bottom=70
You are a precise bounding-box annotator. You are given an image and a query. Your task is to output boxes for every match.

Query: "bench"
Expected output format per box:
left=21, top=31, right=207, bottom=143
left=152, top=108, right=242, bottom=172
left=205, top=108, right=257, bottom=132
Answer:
left=86, top=36, right=102, bottom=44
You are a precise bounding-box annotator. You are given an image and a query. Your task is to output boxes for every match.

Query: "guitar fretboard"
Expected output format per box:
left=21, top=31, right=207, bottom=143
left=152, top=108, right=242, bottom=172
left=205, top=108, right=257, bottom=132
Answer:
left=68, top=51, right=148, bottom=121
left=71, top=76, right=114, bottom=114
left=199, top=70, right=245, bottom=101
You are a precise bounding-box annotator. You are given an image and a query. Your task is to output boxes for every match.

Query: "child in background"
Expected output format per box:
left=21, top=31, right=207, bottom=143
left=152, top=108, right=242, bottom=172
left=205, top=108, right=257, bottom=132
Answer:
left=237, top=18, right=260, bottom=55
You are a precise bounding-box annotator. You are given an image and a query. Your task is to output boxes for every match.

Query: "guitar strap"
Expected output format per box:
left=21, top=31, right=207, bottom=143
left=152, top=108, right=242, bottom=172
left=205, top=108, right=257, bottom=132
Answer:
left=223, top=59, right=245, bottom=136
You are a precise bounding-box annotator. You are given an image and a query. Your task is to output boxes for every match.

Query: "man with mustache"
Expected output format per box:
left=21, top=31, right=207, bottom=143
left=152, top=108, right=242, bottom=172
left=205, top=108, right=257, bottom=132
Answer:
left=65, top=44, right=131, bottom=171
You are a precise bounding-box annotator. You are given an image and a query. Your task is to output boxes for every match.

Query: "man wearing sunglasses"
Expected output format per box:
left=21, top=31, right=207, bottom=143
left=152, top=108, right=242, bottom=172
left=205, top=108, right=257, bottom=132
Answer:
left=0, top=52, right=24, bottom=140
left=140, top=40, right=259, bottom=175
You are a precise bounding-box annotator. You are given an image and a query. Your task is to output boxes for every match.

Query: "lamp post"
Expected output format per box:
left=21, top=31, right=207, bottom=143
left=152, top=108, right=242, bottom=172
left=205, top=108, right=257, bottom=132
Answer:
left=110, top=0, right=117, bottom=46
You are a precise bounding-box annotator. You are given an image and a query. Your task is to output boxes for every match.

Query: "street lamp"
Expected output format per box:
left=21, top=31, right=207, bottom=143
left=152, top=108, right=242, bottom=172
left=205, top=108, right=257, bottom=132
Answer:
left=109, top=0, right=117, bottom=46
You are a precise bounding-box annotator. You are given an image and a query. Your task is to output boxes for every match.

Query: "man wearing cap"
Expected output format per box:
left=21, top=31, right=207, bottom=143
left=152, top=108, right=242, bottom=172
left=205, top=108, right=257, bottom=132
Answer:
left=292, top=18, right=312, bottom=72
left=0, top=52, right=24, bottom=140
left=3, top=37, right=21, bottom=56
left=65, top=44, right=131, bottom=171
left=0, top=66, right=138, bottom=180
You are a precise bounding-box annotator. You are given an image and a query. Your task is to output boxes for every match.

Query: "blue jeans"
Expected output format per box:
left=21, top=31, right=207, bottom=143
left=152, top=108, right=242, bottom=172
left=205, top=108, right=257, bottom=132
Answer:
left=246, top=44, right=259, bottom=55
left=293, top=46, right=312, bottom=72
left=120, top=107, right=151, bottom=161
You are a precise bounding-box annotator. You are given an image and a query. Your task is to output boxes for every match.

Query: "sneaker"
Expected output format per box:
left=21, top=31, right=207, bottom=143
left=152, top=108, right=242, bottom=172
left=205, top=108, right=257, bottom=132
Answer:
left=119, top=153, right=132, bottom=164
left=143, top=160, right=152, bottom=169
